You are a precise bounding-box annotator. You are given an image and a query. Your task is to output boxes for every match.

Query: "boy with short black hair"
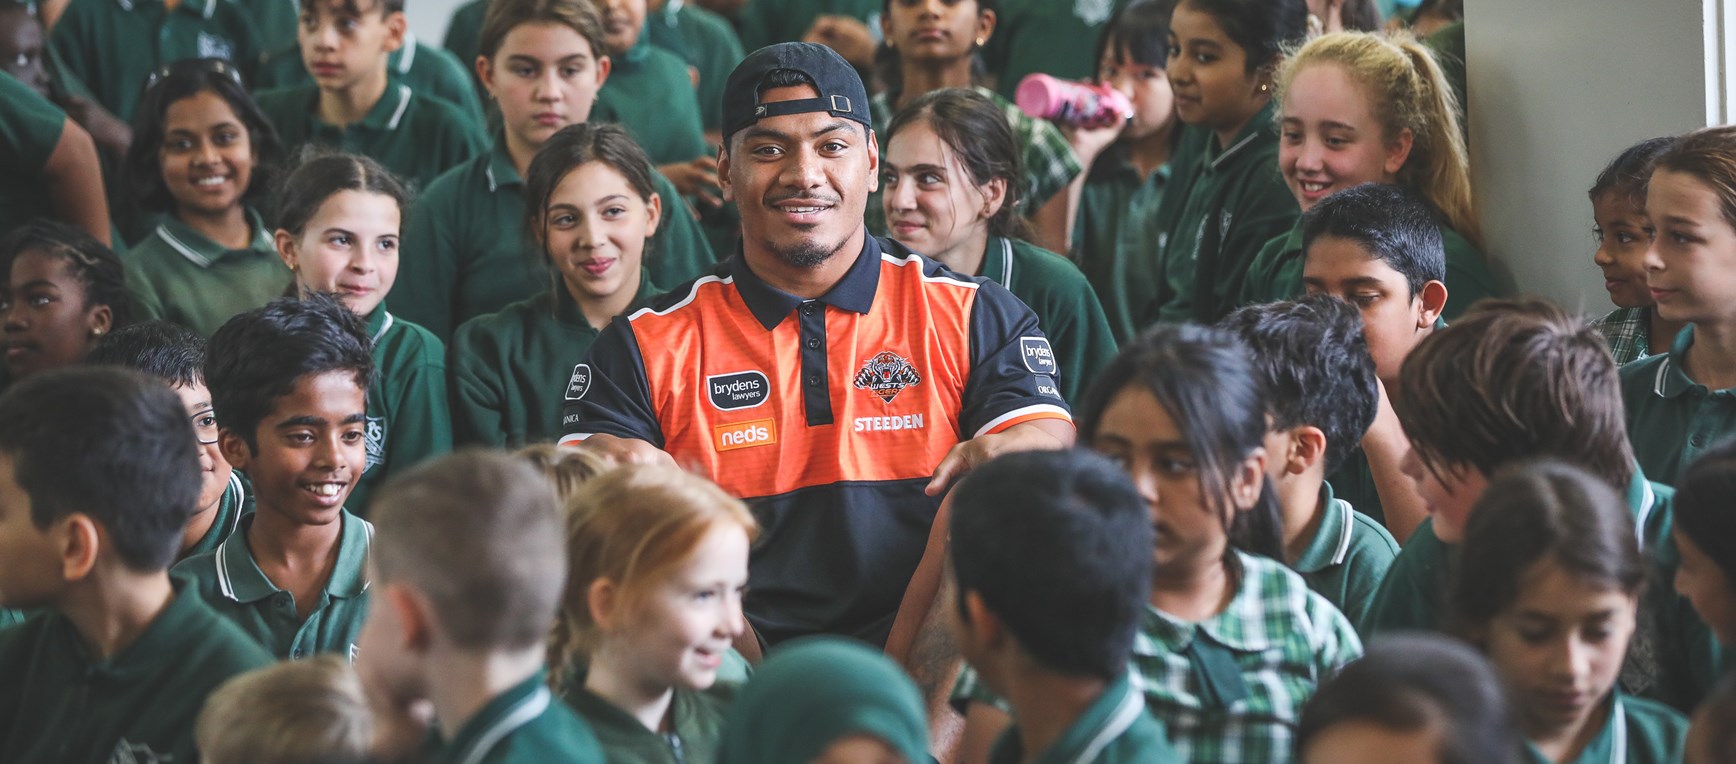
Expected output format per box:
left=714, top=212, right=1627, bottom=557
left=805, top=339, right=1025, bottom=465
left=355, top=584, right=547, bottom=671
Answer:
left=256, top=0, right=487, bottom=189
left=0, top=366, right=272, bottom=761
left=1221, top=295, right=1399, bottom=628
left=1300, top=182, right=1448, bottom=541
left=590, top=0, right=712, bottom=185
left=949, top=449, right=1179, bottom=762
left=173, top=294, right=375, bottom=660
left=356, top=450, right=604, bottom=763
left=46, top=0, right=261, bottom=121
left=86, top=320, right=249, bottom=561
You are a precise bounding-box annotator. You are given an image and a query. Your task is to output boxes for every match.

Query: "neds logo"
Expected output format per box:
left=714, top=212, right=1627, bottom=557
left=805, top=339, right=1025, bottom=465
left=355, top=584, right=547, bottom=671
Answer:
left=713, top=419, right=777, bottom=451
left=1020, top=337, right=1058, bottom=375
left=707, top=370, right=771, bottom=410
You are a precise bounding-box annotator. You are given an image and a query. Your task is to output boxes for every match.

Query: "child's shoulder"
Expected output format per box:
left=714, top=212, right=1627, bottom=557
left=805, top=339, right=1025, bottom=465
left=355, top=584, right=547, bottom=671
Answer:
left=1236, top=552, right=1358, bottom=638
left=376, top=313, right=447, bottom=360
left=1619, top=693, right=1689, bottom=759
left=1346, top=507, right=1401, bottom=557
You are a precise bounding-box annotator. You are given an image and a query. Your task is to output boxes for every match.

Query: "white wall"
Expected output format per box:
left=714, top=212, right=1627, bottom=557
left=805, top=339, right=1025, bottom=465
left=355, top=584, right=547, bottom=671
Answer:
left=409, top=0, right=469, bottom=50
left=1464, top=0, right=1716, bottom=314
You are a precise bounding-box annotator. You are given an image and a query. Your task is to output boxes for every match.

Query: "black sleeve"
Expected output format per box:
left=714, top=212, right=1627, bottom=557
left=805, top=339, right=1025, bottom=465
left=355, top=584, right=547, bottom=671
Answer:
left=959, top=279, right=1073, bottom=438
left=559, top=317, right=665, bottom=447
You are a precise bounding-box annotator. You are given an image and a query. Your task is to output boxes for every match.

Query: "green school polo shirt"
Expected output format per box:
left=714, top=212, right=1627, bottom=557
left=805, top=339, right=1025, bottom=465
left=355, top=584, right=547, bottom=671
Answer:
left=126, top=207, right=293, bottom=337
left=1238, top=218, right=1503, bottom=320
left=595, top=34, right=708, bottom=166
left=177, top=470, right=251, bottom=562
left=441, top=0, right=488, bottom=97
left=561, top=679, right=733, bottom=764
left=1620, top=325, right=1736, bottom=484
left=735, top=0, right=878, bottom=53
left=395, top=139, right=715, bottom=339
left=980, top=0, right=1123, bottom=102
left=256, top=81, right=488, bottom=191
left=0, top=609, right=21, bottom=630
left=1362, top=472, right=1670, bottom=636
left=346, top=308, right=451, bottom=516
left=1071, top=143, right=1168, bottom=345
left=0, top=581, right=272, bottom=762
left=232, top=0, right=296, bottom=54
left=1147, top=102, right=1299, bottom=325
left=451, top=274, right=662, bottom=447
left=1520, top=693, right=1685, bottom=764
left=880, top=236, right=1116, bottom=405
left=257, top=32, right=487, bottom=129
left=647, top=0, right=745, bottom=133
left=171, top=508, right=371, bottom=660
left=0, top=72, right=66, bottom=240
left=433, top=671, right=606, bottom=764
left=48, top=0, right=260, bottom=121
left=986, top=671, right=1182, bottom=764
left=1292, top=482, right=1399, bottom=634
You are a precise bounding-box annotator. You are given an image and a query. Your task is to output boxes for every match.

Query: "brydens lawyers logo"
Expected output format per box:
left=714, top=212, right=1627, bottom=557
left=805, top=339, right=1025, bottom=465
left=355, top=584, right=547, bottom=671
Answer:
left=854, top=351, right=921, bottom=403
left=1020, top=337, right=1058, bottom=376
left=565, top=364, right=592, bottom=401
left=707, top=370, right=770, bottom=410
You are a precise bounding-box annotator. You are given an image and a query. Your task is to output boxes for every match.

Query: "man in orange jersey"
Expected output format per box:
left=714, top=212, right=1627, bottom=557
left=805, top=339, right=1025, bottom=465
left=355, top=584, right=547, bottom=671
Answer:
left=561, top=42, right=1074, bottom=648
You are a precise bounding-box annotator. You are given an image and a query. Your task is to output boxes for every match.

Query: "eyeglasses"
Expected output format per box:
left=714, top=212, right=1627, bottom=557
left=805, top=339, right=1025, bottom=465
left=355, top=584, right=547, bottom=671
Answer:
left=145, top=58, right=244, bottom=91
left=190, top=409, right=219, bottom=445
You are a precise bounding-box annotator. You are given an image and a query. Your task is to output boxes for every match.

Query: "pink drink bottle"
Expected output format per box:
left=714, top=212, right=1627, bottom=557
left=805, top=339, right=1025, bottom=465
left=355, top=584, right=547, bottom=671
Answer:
left=1015, top=73, right=1133, bottom=130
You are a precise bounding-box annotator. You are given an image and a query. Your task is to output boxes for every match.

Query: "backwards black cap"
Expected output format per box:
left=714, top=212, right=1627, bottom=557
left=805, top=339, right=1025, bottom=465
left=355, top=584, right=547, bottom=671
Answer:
left=721, top=42, right=872, bottom=144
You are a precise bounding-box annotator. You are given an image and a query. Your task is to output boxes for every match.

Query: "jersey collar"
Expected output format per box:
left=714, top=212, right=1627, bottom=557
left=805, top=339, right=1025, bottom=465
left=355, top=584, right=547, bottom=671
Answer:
left=442, top=672, right=553, bottom=764
left=211, top=510, right=373, bottom=603
left=152, top=208, right=273, bottom=268
left=728, top=230, right=882, bottom=331
left=1291, top=482, right=1355, bottom=574
left=1650, top=324, right=1728, bottom=400
left=484, top=139, right=523, bottom=192
left=1205, top=99, right=1276, bottom=173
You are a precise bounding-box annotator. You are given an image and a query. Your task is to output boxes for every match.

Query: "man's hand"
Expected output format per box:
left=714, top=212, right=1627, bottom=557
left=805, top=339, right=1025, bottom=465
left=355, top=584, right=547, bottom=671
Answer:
left=925, top=419, right=1074, bottom=496
left=658, top=157, right=723, bottom=210
left=575, top=434, right=678, bottom=468
left=803, top=15, right=876, bottom=70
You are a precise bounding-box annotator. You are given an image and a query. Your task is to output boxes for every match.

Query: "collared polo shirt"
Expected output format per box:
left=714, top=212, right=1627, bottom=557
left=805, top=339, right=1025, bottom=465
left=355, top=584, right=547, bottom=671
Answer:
left=452, top=273, right=662, bottom=447
left=48, top=0, right=259, bottom=121
left=563, top=234, right=1073, bottom=645
left=0, top=581, right=272, bottom=762
left=1146, top=104, right=1299, bottom=325
left=126, top=207, right=292, bottom=336
left=1237, top=217, right=1503, bottom=320
left=396, top=138, right=715, bottom=339
left=347, top=308, right=451, bottom=516
left=956, top=552, right=1362, bottom=764
left=257, top=32, right=486, bottom=128
left=1520, top=692, right=1684, bottom=764
left=256, top=81, right=488, bottom=190
left=1291, top=482, right=1398, bottom=632
left=172, top=508, right=371, bottom=660
left=594, top=34, right=708, bottom=166
left=432, top=671, right=605, bottom=764
left=561, top=677, right=733, bottom=764
left=1071, top=142, right=1169, bottom=345
left=882, top=235, right=1116, bottom=404
left=987, top=671, right=1182, bottom=764
left=1620, top=325, right=1736, bottom=484
left=178, top=470, right=251, bottom=562
left=646, top=0, right=745, bottom=133
left=0, top=72, right=66, bottom=240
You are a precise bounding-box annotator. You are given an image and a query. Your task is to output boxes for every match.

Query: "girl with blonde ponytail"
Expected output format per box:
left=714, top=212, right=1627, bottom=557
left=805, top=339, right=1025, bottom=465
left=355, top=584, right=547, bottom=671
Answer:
left=1239, top=30, right=1504, bottom=319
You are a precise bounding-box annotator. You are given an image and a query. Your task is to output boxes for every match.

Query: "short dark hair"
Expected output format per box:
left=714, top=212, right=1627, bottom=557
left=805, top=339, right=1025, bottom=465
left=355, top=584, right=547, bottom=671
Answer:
left=297, top=0, right=404, bottom=17
left=124, top=59, right=282, bottom=215
left=1220, top=295, right=1377, bottom=475
left=85, top=320, right=207, bottom=389
left=272, top=148, right=413, bottom=238
left=0, top=367, right=201, bottom=572
left=1396, top=297, right=1635, bottom=489
left=204, top=293, right=375, bottom=452
left=1096, top=0, right=1172, bottom=73
left=1176, top=0, right=1307, bottom=75
left=0, top=219, right=134, bottom=329
left=950, top=450, right=1154, bottom=679
left=1078, top=323, right=1284, bottom=561
left=1449, top=460, right=1644, bottom=634
left=1297, top=633, right=1519, bottom=764
left=1301, top=183, right=1446, bottom=298
left=524, top=122, right=657, bottom=264
left=1588, top=136, right=1674, bottom=210
left=884, top=88, right=1026, bottom=237
left=1673, top=440, right=1736, bottom=587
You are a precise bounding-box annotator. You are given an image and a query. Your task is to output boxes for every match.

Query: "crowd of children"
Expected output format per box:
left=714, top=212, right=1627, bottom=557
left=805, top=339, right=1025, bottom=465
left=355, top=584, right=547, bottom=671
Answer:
left=10, top=0, right=1736, bottom=762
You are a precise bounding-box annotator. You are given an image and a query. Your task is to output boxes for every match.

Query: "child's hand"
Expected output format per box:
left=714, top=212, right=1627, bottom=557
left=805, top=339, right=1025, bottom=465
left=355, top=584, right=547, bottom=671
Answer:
left=61, top=95, right=133, bottom=157
left=659, top=157, right=724, bottom=210
left=1062, top=119, right=1124, bottom=171
left=803, top=15, right=877, bottom=70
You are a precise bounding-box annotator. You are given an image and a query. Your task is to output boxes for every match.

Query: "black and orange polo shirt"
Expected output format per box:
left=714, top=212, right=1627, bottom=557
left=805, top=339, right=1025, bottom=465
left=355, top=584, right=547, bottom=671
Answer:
left=561, top=233, right=1072, bottom=645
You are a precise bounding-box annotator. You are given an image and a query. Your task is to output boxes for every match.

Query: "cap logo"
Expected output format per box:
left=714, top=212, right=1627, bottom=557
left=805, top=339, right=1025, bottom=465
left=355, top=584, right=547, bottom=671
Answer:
left=830, top=95, right=852, bottom=114
left=755, top=105, right=766, bottom=117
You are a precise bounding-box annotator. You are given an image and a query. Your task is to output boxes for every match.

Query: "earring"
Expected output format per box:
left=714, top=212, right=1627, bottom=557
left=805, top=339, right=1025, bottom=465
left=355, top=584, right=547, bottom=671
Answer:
left=975, top=37, right=985, bottom=46
left=91, top=327, right=104, bottom=337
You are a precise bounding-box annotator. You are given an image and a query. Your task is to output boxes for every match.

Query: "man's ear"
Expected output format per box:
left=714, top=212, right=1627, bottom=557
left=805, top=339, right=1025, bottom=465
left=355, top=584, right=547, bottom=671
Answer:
left=218, top=429, right=252, bottom=473
left=716, top=145, right=734, bottom=202
left=1416, top=280, right=1448, bottom=330
left=1291, top=426, right=1328, bottom=476
left=866, top=129, right=880, bottom=193
left=59, top=514, right=101, bottom=582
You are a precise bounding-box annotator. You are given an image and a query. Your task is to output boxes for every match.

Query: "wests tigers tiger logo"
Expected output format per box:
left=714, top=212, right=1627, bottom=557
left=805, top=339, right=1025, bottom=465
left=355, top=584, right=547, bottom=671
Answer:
left=853, top=351, right=922, bottom=404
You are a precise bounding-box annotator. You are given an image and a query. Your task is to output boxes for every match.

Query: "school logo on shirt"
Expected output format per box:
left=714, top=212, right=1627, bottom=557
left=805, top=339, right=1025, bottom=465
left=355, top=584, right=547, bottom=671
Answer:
left=109, top=739, right=169, bottom=764
left=196, top=32, right=233, bottom=61
left=853, top=351, right=922, bottom=404
left=565, top=364, right=592, bottom=401
left=1019, top=337, right=1058, bottom=376
left=707, top=370, right=771, bottom=410
left=1075, top=0, right=1113, bottom=25
left=364, top=416, right=386, bottom=472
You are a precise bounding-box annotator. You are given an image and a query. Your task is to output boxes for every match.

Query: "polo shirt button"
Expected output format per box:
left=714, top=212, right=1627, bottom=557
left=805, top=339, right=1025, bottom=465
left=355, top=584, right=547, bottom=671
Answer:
left=807, top=375, right=821, bottom=387
left=801, top=303, right=817, bottom=316
left=1692, top=433, right=1708, bottom=447
left=806, top=338, right=821, bottom=350
left=292, top=649, right=306, bottom=659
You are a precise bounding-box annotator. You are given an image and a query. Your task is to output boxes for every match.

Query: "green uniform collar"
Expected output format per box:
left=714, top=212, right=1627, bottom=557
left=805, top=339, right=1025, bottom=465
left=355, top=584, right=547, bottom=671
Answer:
left=563, top=678, right=721, bottom=752
left=1143, top=551, right=1281, bottom=653
left=292, top=82, right=416, bottom=133
left=617, top=27, right=655, bottom=67
left=1522, top=693, right=1629, bottom=764
left=551, top=270, right=661, bottom=327
left=443, top=671, right=556, bottom=761
left=363, top=307, right=397, bottom=344
left=113, top=0, right=218, bottom=18
left=1291, top=482, right=1354, bottom=574
left=485, top=139, right=523, bottom=192
left=395, top=31, right=418, bottom=75
left=1203, top=100, right=1277, bottom=173
left=1625, top=467, right=1658, bottom=545
left=1089, top=140, right=1173, bottom=187
left=151, top=208, right=273, bottom=269
left=212, top=509, right=372, bottom=604
left=658, top=0, right=686, bottom=22
left=1649, top=325, right=1736, bottom=399
left=989, top=671, right=1149, bottom=764
left=981, top=236, right=1015, bottom=283
left=182, top=472, right=247, bottom=560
